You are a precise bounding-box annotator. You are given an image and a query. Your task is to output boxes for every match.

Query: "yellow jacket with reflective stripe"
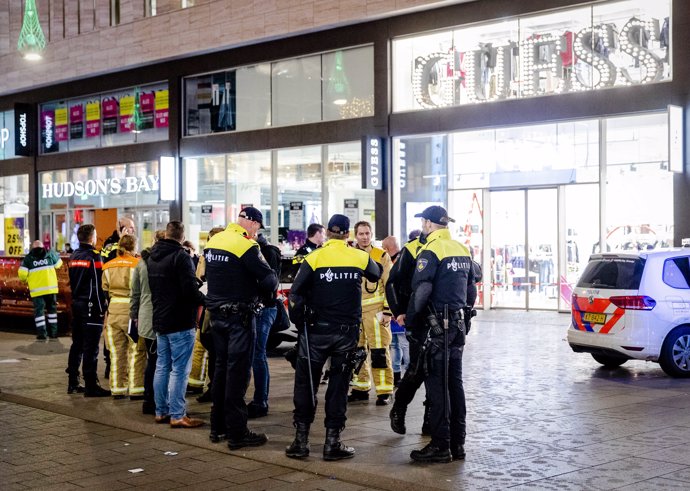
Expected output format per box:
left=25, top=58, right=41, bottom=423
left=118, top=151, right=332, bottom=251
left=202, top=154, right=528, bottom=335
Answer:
left=102, top=254, right=140, bottom=301
left=358, top=244, right=391, bottom=310
left=18, top=248, right=63, bottom=297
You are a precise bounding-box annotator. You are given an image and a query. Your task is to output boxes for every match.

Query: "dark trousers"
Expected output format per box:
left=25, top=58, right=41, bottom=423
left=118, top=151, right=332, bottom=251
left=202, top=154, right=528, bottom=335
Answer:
left=210, top=312, right=255, bottom=439
left=199, top=329, right=216, bottom=388
left=66, top=302, right=104, bottom=386
left=293, top=323, right=358, bottom=429
left=393, top=333, right=426, bottom=408
left=424, top=329, right=466, bottom=450
left=144, top=337, right=158, bottom=404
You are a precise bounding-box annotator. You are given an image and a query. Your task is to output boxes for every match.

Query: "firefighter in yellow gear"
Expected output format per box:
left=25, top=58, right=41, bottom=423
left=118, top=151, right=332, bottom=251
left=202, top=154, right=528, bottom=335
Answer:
left=102, top=235, right=146, bottom=398
left=348, top=221, right=394, bottom=405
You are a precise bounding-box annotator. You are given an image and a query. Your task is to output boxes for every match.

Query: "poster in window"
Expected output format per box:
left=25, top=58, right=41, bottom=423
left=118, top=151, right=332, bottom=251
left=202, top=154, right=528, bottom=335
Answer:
left=70, top=103, right=84, bottom=139
left=155, top=89, right=169, bottom=128
left=139, top=92, right=155, bottom=130
left=55, top=107, right=68, bottom=142
left=86, top=101, right=101, bottom=138
left=102, top=97, right=119, bottom=135
left=120, top=94, right=134, bottom=133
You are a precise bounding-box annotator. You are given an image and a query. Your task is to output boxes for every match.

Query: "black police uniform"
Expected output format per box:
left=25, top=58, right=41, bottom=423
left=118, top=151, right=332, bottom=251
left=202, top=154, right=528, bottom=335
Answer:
left=385, top=235, right=429, bottom=432
left=66, top=242, right=110, bottom=396
left=406, top=228, right=476, bottom=462
left=204, top=223, right=278, bottom=449
left=287, top=237, right=381, bottom=460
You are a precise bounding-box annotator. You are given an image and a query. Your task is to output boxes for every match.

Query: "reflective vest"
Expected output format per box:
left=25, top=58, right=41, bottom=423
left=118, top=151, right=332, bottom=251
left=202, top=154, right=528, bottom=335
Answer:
left=18, top=249, right=63, bottom=298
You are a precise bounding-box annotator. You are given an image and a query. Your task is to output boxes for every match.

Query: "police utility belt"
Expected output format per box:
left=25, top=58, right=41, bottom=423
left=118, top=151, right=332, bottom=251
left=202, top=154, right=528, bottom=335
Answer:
left=426, top=309, right=463, bottom=337
left=216, top=301, right=262, bottom=318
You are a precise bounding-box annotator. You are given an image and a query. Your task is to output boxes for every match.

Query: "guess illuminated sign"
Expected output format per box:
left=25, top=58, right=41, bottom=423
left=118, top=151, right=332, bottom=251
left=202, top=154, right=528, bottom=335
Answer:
left=412, top=15, right=668, bottom=108
left=362, top=137, right=383, bottom=190
left=42, top=175, right=160, bottom=199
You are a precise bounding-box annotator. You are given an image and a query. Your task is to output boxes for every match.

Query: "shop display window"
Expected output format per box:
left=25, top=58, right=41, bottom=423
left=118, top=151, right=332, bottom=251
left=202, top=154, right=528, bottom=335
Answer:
left=0, top=110, right=16, bottom=160
left=184, top=46, right=374, bottom=136
left=39, top=82, right=168, bottom=155
left=0, top=174, right=30, bottom=255
left=450, top=119, right=599, bottom=189
left=326, top=142, right=375, bottom=234
left=605, top=112, right=672, bottom=253
left=272, top=56, right=322, bottom=127
left=392, top=0, right=672, bottom=112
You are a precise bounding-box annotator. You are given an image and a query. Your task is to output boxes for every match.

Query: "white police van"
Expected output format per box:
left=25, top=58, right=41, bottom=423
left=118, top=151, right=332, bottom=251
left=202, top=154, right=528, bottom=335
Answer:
left=567, top=247, right=690, bottom=377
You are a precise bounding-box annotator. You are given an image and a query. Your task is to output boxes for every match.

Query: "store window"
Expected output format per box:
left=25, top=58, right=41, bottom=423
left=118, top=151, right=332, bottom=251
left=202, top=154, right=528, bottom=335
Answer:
left=39, top=161, right=165, bottom=252
left=0, top=174, right=30, bottom=255
left=392, top=0, right=672, bottom=112
left=326, top=142, right=376, bottom=234
left=605, top=112, right=672, bottom=252
left=39, top=82, right=168, bottom=154
left=0, top=110, right=17, bottom=160
left=450, top=120, right=599, bottom=189
left=184, top=46, right=374, bottom=136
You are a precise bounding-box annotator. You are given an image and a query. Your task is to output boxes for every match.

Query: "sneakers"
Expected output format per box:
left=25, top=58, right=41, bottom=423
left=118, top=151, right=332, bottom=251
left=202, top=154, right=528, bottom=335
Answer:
left=376, top=394, right=391, bottom=406
left=347, top=390, right=369, bottom=403
left=227, top=430, right=268, bottom=450
left=246, top=402, right=268, bottom=419
left=410, top=443, right=452, bottom=463
left=170, top=416, right=205, bottom=428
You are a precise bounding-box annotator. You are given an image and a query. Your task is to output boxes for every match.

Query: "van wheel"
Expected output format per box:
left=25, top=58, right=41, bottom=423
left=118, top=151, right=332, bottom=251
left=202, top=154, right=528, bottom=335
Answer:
left=591, top=353, right=627, bottom=368
left=659, top=326, right=690, bottom=378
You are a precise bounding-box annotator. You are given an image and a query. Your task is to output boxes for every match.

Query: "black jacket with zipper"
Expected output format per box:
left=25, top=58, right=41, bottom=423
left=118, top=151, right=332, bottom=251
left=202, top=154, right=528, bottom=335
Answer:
left=147, top=238, right=205, bottom=335
left=68, top=243, right=107, bottom=315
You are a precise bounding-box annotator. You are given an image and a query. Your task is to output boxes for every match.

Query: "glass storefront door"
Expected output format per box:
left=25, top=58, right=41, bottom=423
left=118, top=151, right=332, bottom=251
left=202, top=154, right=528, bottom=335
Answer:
left=490, top=188, right=558, bottom=310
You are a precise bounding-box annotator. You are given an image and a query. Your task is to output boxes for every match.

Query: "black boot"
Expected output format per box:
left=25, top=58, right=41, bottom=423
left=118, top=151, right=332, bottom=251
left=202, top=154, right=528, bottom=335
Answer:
left=393, top=371, right=401, bottom=387
left=285, top=422, right=310, bottom=459
left=67, top=376, right=85, bottom=394
left=451, top=443, right=466, bottom=460
left=389, top=404, right=407, bottom=434
left=84, top=380, right=111, bottom=398
left=323, top=427, right=355, bottom=461
left=410, top=443, right=451, bottom=463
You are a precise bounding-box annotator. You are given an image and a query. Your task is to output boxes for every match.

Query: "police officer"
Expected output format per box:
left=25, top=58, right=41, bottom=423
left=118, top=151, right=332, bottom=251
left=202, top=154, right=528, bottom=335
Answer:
left=286, top=214, right=381, bottom=461
left=403, top=206, right=476, bottom=463
left=66, top=224, right=111, bottom=397
left=204, top=207, right=278, bottom=450
left=386, top=230, right=430, bottom=434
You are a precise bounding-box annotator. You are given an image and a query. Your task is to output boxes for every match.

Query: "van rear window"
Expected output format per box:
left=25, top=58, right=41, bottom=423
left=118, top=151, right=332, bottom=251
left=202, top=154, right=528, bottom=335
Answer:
left=577, top=257, right=645, bottom=289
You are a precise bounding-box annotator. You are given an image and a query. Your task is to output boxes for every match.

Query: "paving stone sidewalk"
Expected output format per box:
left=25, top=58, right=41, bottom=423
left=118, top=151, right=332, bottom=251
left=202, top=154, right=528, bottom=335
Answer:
left=2, top=310, right=690, bottom=490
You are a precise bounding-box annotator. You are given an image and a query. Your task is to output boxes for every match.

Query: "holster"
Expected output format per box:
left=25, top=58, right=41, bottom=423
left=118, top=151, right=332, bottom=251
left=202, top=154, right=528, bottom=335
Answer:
left=344, top=346, right=367, bottom=375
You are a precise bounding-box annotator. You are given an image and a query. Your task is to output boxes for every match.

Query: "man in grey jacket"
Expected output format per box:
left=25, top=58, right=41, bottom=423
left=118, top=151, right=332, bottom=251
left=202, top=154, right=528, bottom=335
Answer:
left=130, top=230, right=165, bottom=415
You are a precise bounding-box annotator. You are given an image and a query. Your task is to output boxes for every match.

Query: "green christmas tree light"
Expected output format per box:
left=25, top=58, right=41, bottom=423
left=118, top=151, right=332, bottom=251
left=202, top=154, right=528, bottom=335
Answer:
left=17, top=0, right=47, bottom=61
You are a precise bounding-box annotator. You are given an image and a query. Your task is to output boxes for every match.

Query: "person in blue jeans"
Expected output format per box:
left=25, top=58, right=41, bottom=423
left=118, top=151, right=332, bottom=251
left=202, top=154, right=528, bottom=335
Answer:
left=147, top=221, right=206, bottom=428
left=248, top=233, right=281, bottom=418
left=389, top=318, right=409, bottom=386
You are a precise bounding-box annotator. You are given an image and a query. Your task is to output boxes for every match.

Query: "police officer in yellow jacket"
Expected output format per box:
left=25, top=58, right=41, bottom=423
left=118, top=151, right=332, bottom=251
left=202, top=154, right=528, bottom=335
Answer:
left=404, top=206, right=476, bottom=463
left=348, top=221, right=394, bottom=405
left=204, top=207, right=278, bottom=450
left=18, top=240, right=63, bottom=340
left=102, top=235, right=145, bottom=399
left=286, top=214, right=381, bottom=461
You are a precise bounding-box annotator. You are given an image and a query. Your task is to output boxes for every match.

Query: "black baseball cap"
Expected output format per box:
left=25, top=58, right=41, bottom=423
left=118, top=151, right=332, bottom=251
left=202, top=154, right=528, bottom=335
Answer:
left=415, top=205, right=455, bottom=225
left=327, top=214, right=350, bottom=233
left=239, top=206, right=264, bottom=227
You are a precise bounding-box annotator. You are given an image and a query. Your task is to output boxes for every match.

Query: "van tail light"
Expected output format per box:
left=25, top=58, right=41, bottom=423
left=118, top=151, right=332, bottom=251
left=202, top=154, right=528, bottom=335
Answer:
left=609, top=295, right=656, bottom=310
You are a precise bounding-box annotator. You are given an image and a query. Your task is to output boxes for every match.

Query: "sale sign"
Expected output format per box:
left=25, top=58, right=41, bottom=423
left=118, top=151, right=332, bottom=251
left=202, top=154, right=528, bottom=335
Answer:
left=4, top=217, right=25, bottom=256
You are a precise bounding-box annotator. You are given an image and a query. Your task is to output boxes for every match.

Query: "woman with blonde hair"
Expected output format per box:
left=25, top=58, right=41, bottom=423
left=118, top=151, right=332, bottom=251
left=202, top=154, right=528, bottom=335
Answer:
left=102, top=234, right=144, bottom=399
